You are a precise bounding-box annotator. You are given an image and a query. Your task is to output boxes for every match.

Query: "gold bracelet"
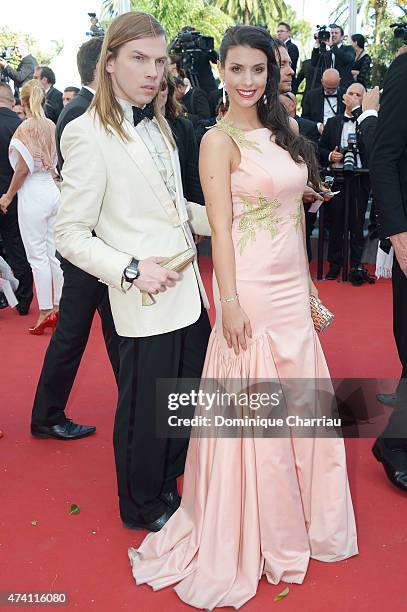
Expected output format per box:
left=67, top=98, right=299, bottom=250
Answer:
left=220, top=293, right=239, bottom=303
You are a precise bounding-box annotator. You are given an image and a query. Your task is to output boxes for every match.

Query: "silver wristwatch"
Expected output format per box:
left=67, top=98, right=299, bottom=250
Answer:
left=123, top=257, right=140, bottom=284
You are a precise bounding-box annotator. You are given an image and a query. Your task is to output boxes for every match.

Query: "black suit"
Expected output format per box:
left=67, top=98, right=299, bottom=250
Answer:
left=2, top=54, right=38, bottom=94
left=168, top=116, right=204, bottom=205
left=318, top=112, right=370, bottom=270
left=286, top=39, right=299, bottom=92
left=296, top=115, right=320, bottom=144
left=295, top=114, right=320, bottom=261
left=301, top=86, right=345, bottom=124
left=55, top=87, right=94, bottom=169
left=370, top=53, right=407, bottom=442
left=31, top=86, right=120, bottom=428
left=296, top=59, right=316, bottom=97
left=45, top=85, right=63, bottom=124
left=0, top=107, right=33, bottom=311
left=181, top=87, right=211, bottom=125
left=311, top=44, right=356, bottom=88
left=356, top=113, right=377, bottom=162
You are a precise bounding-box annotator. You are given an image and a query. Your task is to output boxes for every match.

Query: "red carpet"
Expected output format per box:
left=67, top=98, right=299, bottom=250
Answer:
left=0, top=258, right=405, bottom=611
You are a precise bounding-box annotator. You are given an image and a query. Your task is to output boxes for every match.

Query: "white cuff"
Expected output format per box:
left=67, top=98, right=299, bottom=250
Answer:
left=358, top=109, right=378, bottom=124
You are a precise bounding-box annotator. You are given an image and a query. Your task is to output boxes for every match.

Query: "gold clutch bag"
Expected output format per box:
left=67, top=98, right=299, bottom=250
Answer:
left=142, top=247, right=196, bottom=306
left=310, top=295, right=334, bottom=333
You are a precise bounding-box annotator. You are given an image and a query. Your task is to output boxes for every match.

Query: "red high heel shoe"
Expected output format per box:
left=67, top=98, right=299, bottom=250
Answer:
left=28, top=312, right=58, bottom=335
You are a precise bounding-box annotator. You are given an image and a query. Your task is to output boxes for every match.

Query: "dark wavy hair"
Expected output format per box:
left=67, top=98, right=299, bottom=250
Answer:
left=351, top=34, right=365, bottom=49
left=219, top=25, right=320, bottom=187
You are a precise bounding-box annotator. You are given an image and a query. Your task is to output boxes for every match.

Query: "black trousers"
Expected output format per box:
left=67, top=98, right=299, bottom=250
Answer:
left=114, top=307, right=211, bottom=524
left=304, top=203, right=317, bottom=262
left=382, top=257, right=407, bottom=446
left=31, top=258, right=120, bottom=427
left=0, top=203, right=33, bottom=311
left=327, top=175, right=370, bottom=269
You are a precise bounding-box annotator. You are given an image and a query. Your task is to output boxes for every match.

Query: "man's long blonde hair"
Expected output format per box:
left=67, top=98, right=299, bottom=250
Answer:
left=90, top=11, right=174, bottom=147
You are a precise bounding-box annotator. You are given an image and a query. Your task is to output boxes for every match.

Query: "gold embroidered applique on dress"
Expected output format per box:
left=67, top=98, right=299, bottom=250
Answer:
left=290, top=198, right=303, bottom=231
left=237, top=192, right=282, bottom=255
left=213, top=120, right=262, bottom=153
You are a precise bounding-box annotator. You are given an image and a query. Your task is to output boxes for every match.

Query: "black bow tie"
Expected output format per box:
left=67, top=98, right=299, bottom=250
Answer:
left=324, top=93, right=337, bottom=98
left=343, top=116, right=356, bottom=123
left=132, top=103, right=154, bottom=127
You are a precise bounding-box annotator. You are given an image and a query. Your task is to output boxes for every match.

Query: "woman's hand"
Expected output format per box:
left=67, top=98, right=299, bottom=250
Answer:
left=0, top=193, right=12, bottom=214
left=222, top=301, right=252, bottom=355
left=309, top=279, right=319, bottom=299
left=302, top=185, right=323, bottom=204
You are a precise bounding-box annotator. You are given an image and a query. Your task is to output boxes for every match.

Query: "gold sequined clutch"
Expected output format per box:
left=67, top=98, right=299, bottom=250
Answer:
left=142, top=247, right=196, bottom=306
left=310, top=295, right=334, bottom=333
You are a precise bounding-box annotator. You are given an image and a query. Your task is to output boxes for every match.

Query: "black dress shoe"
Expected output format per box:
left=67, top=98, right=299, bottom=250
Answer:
left=372, top=438, right=407, bottom=493
left=122, top=507, right=174, bottom=532
left=160, top=489, right=181, bottom=511
left=0, top=292, right=8, bottom=309
left=31, top=418, right=96, bottom=440
left=16, top=300, right=32, bottom=315
left=325, top=265, right=340, bottom=280
left=377, top=393, right=399, bottom=408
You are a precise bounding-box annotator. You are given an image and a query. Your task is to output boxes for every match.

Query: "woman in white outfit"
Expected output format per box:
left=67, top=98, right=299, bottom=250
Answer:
left=0, top=79, right=63, bottom=334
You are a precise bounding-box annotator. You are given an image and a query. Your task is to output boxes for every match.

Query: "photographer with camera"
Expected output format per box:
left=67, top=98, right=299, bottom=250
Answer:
left=0, top=39, right=38, bottom=97
left=311, top=24, right=355, bottom=89
left=318, top=82, right=371, bottom=284
left=168, top=26, right=218, bottom=95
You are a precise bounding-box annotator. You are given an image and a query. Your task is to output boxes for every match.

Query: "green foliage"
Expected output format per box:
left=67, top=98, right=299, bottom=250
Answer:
left=215, top=0, right=287, bottom=26
left=102, top=0, right=233, bottom=47
left=368, top=12, right=403, bottom=85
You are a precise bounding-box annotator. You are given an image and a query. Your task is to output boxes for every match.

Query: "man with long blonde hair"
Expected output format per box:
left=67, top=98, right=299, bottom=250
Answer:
left=55, top=11, right=211, bottom=531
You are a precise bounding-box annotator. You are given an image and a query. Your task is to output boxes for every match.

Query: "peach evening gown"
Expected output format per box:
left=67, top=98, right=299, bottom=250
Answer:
left=128, top=122, right=358, bottom=609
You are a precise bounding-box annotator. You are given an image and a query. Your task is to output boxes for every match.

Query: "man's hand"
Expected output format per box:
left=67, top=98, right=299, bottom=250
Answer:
left=0, top=59, right=6, bottom=69
left=133, top=256, right=180, bottom=294
left=342, top=92, right=360, bottom=110
left=396, top=44, right=407, bottom=58
left=390, top=232, right=407, bottom=278
left=351, top=69, right=360, bottom=79
left=330, top=146, right=344, bottom=163
left=362, top=86, right=380, bottom=112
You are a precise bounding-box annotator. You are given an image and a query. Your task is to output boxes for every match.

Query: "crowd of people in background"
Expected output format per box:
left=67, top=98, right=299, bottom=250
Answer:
left=0, top=12, right=407, bottom=606
left=0, top=20, right=405, bottom=319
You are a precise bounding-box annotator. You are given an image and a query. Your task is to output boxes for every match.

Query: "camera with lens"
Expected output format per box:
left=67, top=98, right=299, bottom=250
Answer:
left=0, top=46, right=16, bottom=62
left=169, top=29, right=214, bottom=56
left=169, top=28, right=215, bottom=77
left=342, top=133, right=358, bottom=174
left=315, top=25, right=331, bottom=46
left=390, top=22, right=407, bottom=43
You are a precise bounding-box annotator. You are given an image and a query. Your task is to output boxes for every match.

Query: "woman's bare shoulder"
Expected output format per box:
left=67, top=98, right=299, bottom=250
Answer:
left=200, top=123, right=236, bottom=152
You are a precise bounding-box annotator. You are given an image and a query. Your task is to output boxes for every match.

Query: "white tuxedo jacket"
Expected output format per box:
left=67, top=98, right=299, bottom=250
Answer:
left=55, top=106, right=210, bottom=338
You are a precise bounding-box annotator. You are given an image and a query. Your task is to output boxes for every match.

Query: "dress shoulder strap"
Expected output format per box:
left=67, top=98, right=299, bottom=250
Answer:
left=210, top=119, right=262, bottom=154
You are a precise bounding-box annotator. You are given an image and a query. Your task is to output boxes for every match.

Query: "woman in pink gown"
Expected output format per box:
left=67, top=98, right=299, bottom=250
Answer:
left=129, top=25, right=358, bottom=609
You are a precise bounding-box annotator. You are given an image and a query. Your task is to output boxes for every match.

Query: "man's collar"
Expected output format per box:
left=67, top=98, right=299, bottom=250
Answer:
left=345, top=105, right=361, bottom=117
left=117, top=97, right=134, bottom=124
left=83, top=85, right=96, bottom=95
